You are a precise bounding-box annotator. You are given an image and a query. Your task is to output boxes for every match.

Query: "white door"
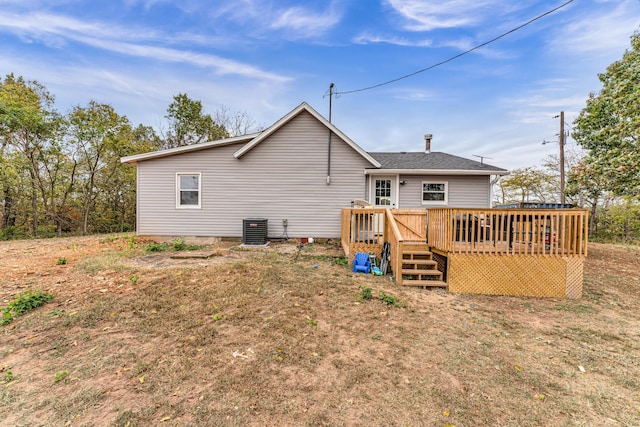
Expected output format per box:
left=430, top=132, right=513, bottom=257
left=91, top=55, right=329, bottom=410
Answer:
left=372, top=177, right=397, bottom=208
left=368, top=176, right=397, bottom=241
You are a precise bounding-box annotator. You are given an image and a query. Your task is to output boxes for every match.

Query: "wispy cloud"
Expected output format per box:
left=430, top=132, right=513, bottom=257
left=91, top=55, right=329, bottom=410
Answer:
left=438, top=36, right=514, bottom=59
left=81, top=36, right=290, bottom=82
left=0, top=11, right=289, bottom=82
left=390, top=87, right=437, bottom=101
left=365, top=0, right=527, bottom=58
left=352, top=31, right=509, bottom=60
left=551, top=0, right=639, bottom=56
left=0, top=48, right=287, bottom=130
left=0, top=10, right=235, bottom=47
left=270, top=5, right=342, bottom=38
left=353, top=32, right=432, bottom=47
left=211, top=1, right=343, bottom=40
left=0, top=12, right=153, bottom=43
left=385, top=0, right=505, bottom=31
left=505, top=88, right=587, bottom=125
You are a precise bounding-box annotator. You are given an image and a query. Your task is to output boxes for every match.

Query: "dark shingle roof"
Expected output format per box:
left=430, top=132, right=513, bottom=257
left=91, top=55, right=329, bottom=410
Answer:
left=368, top=152, right=508, bottom=173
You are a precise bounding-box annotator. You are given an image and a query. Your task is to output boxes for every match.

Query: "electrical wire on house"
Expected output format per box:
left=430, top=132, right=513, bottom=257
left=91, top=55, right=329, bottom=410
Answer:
left=334, top=0, right=574, bottom=96
left=281, top=219, right=289, bottom=241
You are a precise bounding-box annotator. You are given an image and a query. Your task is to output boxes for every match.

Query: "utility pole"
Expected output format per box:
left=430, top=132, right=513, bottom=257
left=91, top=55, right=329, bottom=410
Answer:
left=326, top=83, right=334, bottom=185
left=550, top=112, right=566, bottom=204
left=558, top=111, right=565, bottom=204
left=543, top=112, right=566, bottom=204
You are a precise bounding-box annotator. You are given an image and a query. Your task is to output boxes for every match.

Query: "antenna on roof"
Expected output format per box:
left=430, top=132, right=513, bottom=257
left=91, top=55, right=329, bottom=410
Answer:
left=472, top=154, right=493, bottom=164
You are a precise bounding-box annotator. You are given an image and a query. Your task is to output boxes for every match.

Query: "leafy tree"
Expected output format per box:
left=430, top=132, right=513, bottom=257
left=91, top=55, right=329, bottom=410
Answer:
left=68, top=101, right=131, bottom=234
left=572, top=30, right=640, bottom=199
left=541, top=147, right=586, bottom=205
left=39, top=134, right=78, bottom=236
left=93, top=124, right=160, bottom=233
left=592, top=200, right=640, bottom=243
left=0, top=74, right=63, bottom=236
left=129, top=124, right=163, bottom=153
left=163, top=93, right=228, bottom=148
left=0, top=149, right=19, bottom=229
left=495, top=167, right=554, bottom=204
left=565, top=157, right=612, bottom=236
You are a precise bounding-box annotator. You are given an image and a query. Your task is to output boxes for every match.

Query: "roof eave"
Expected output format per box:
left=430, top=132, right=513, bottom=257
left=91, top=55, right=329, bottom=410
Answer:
left=120, top=133, right=260, bottom=164
left=364, top=168, right=510, bottom=176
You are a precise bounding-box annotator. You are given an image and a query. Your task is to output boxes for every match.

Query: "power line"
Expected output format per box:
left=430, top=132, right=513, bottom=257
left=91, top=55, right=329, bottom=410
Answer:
left=335, top=0, right=574, bottom=95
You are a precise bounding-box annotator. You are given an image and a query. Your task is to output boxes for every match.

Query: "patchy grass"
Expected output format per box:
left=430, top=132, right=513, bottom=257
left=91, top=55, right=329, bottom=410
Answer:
left=145, top=237, right=202, bottom=253
left=1, top=290, right=53, bottom=326
left=76, top=251, right=134, bottom=274
left=0, top=238, right=638, bottom=426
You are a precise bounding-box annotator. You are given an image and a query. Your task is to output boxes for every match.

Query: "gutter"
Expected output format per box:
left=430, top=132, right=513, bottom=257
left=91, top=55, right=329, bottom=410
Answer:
left=364, top=169, right=510, bottom=176
left=120, top=134, right=258, bottom=164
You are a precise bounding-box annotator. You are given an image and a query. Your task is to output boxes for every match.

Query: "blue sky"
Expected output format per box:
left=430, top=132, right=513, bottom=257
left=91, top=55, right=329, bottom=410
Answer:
left=1, top=0, right=639, bottom=170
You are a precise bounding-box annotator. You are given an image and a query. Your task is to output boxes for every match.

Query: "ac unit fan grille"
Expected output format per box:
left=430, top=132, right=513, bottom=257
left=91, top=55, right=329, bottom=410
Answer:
left=242, top=218, right=268, bottom=245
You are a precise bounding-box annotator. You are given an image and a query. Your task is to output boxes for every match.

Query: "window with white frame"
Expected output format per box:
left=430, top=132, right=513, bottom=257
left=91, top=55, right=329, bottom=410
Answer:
left=375, top=179, right=392, bottom=206
left=422, top=181, right=447, bottom=204
left=176, top=173, right=201, bottom=208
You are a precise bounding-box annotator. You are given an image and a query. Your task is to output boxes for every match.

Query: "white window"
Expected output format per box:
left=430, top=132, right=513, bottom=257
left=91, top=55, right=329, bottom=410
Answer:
left=375, top=179, right=392, bottom=206
left=422, top=181, right=448, bottom=205
left=176, top=173, right=201, bottom=209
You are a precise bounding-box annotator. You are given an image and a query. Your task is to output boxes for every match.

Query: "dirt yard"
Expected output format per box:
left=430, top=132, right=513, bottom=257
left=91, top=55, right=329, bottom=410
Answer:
left=1, top=235, right=639, bottom=426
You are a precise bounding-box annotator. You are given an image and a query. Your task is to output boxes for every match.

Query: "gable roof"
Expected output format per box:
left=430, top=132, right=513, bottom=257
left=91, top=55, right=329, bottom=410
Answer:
left=233, top=102, right=380, bottom=167
left=121, top=102, right=381, bottom=167
left=367, top=152, right=509, bottom=175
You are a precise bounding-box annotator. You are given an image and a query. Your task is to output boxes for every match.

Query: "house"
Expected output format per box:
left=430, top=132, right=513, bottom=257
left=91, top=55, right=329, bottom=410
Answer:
left=121, top=102, right=508, bottom=240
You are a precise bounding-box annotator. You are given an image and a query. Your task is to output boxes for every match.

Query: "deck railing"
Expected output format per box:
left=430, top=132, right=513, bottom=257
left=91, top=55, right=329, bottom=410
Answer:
left=341, top=208, right=386, bottom=245
left=426, top=208, right=589, bottom=256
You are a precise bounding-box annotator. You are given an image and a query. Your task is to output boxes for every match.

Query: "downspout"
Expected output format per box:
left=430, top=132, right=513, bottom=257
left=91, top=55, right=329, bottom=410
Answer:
left=327, top=83, right=334, bottom=185
left=136, top=164, right=140, bottom=234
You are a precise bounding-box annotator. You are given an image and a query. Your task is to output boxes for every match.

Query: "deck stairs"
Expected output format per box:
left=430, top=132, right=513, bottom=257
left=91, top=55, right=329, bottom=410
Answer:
left=400, top=242, right=447, bottom=288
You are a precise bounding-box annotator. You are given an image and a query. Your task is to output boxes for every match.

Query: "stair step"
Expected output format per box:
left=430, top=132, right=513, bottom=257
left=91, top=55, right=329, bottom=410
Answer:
left=402, top=250, right=432, bottom=256
left=401, top=259, right=437, bottom=266
left=402, top=254, right=433, bottom=262
left=402, top=269, right=443, bottom=277
left=403, top=244, right=430, bottom=251
left=401, top=279, right=448, bottom=288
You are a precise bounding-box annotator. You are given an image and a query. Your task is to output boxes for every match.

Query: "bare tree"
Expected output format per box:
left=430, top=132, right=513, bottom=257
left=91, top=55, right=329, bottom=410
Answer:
left=214, top=105, right=263, bottom=137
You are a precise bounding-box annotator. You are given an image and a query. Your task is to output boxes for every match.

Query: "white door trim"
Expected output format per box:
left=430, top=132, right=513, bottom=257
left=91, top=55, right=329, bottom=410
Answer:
left=369, top=175, right=399, bottom=208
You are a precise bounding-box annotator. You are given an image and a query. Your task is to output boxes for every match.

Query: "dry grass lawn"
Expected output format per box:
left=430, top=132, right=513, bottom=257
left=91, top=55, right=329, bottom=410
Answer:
left=1, top=235, right=639, bottom=426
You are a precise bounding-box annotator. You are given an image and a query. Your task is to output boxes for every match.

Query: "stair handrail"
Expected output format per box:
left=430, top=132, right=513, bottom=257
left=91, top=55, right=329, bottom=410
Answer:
left=385, top=208, right=404, bottom=285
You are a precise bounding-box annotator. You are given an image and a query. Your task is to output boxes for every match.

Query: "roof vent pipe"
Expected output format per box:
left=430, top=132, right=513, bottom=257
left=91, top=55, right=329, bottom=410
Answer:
left=424, top=134, right=433, bottom=153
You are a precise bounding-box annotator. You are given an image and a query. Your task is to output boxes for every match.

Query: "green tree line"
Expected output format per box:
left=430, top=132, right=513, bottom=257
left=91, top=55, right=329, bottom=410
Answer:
left=0, top=74, right=253, bottom=239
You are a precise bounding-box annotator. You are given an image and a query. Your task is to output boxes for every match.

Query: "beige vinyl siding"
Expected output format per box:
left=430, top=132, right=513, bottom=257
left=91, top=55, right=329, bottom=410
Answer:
left=397, top=175, right=491, bottom=209
left=136, top=111, right=371, bottom=238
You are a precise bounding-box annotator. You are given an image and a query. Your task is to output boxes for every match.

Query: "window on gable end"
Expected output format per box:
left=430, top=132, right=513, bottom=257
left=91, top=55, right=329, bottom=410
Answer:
left=176, top=173, right=201, bottom=208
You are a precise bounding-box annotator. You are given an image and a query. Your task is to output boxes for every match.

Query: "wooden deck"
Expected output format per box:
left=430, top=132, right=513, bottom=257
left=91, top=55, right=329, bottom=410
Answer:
left=341, top=207, right=589, bottom=298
